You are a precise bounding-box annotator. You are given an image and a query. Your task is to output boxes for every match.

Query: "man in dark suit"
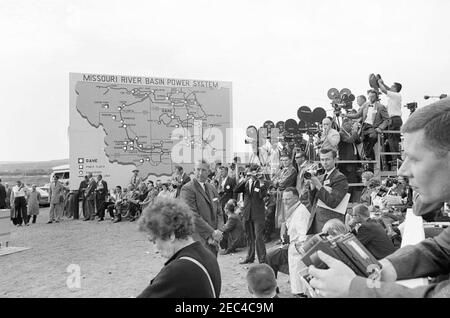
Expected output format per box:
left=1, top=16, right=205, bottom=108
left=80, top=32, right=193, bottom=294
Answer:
left=84, top=172, right=97, bottom=221
left=77, top=175, right=89, bottom=219
left=180, top=160, right=224, bottom=257
left=338, top=118, right=361, bottom=202
left=173, top=165, right=191, bottom=198
left=234, top=164, right=268, bottom=264
left=349, top=204, right=396, bottom=259
left=95, top=174, right=108, bottom=221
left=272, top=154, right=297, bottom=229
left=217, top=166, right=237, bottom=218
left=0, top=179, right=6, bottom=209
left=306, top=148, right=349, bottom=235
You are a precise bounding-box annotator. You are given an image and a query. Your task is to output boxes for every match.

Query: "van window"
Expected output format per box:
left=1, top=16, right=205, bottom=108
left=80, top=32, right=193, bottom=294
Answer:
left=55, top=172, right=65, bottom=179
left=63, top=172, right=70, bottom=179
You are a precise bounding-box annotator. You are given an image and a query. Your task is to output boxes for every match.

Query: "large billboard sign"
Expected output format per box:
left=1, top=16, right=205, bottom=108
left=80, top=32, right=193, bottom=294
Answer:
left=69, top=73, right=232, bottom=190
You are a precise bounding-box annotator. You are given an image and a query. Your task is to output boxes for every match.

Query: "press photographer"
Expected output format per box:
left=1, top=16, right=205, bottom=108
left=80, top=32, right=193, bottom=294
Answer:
left=314, top=117, right=340, bottom=153
left=306, top=148, right=349, bottom=235
left=307, top=98, right=450, bottom=298
left=343, top=90, right=390, bottom=162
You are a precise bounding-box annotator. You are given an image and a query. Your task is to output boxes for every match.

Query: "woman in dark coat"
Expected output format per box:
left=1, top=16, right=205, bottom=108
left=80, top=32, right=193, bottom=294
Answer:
left=137, top=198, right=221, bottom=298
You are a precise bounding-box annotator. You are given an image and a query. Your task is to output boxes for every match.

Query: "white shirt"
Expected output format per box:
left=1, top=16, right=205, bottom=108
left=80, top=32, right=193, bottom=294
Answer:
left=364, top=105, right=376, bottom=125
left=12, top=184, right=27, bottom=197
left=221, top=176, right=228, bottom=189
left=198, top=181, right=206, bottom=192
left=386, top=91, right=402, bottom=117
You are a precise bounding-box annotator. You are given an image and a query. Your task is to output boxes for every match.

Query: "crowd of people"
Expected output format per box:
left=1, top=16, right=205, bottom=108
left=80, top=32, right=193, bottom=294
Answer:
left=3, top=78, right=450, bottom=299
left=134, top=91, right=450, bottom=298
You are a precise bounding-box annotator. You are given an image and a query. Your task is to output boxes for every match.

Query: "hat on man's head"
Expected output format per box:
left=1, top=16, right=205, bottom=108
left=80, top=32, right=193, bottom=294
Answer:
left=132, top=169, right=139, bottom=173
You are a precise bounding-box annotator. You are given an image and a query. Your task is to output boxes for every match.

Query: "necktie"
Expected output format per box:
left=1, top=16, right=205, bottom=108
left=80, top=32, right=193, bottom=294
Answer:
left=322, top=174, right=328, bottom=185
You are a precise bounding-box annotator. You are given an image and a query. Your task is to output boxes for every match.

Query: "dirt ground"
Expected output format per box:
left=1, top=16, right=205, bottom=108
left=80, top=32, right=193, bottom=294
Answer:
left=0, top=207, right=291, bottom=298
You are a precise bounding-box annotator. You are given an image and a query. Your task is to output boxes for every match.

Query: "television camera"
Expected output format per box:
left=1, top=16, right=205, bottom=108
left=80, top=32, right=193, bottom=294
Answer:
left=327, top=88, right=355, bottom=115
left=404, top=102, right=418, bottom=114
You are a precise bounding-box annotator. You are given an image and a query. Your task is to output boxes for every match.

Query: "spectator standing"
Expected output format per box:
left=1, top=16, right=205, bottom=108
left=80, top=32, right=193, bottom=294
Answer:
left=180, top=160, right=224, bottom=257
left=378, top=79, right=403, bottom=169
left=95, top=175, right=108, bottom=221
left=83, top=172, right=97, bottom=221
left=0, top=179, right=6, bottom=209
left=27, top=184, right=40, bottom=224
left=78, top=175, right=89, bottom=219
left=48, top=175, right=64, bottom=224
left=234, top=164, right=268, bottom=264
left=272, top=154, right=297, bottom=229
left=11, top=180, right=29, bottom=226
left=338, top=118, right=361, bottom=201
left=5, top=183, right=11, bottom=209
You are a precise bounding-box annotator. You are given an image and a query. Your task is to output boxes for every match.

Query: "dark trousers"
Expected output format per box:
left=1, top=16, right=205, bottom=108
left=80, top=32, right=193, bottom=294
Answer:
left=266, top=244, right=289, bottom=277
left=31, top=215, right=37, bottom=223
left=387, top=116, right=402, bottom=165
left=244, top=219, right=266, bottom=263
left=264, top=205, right=276, bottom=241
left=14, top=197, right=28, bottom=225
left=84, top=199, right=95, bottom=220
left=98, top=202, right=114, bottom=219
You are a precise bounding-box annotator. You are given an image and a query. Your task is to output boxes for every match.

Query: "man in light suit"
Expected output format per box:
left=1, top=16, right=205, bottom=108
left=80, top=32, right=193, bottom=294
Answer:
left=180, top=160, right=224, bottom=257
left=306, top=148, right=349, bottom=235
left=84, top=172, right=97, bottom=221
left=307, top=98, right=450, bottom=298
left=234, top=164, right=268, bottom=264
left=48, top=175, right=64, bottom=223
left=316, top=117, right=340, bottom=152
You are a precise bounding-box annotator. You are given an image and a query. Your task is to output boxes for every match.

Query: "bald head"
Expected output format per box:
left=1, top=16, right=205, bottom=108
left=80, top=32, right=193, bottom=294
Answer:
left=322, top=117, right=332, bottom=132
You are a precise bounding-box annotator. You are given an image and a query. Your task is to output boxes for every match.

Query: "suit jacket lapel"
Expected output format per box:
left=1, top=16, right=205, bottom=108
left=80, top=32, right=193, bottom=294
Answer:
left=194, top=179, right=212, bottom=206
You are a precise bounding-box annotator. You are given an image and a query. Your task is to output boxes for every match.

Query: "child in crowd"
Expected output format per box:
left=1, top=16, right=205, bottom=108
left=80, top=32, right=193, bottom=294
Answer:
left=246, top=264, right=279, bottom=298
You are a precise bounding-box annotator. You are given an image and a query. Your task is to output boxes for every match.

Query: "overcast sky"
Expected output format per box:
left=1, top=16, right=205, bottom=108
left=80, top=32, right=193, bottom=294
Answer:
left=1, top=0, right=449, bottom=162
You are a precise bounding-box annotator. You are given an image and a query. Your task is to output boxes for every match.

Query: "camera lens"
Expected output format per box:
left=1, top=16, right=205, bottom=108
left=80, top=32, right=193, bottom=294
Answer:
left=304, top=171, right=311, bottom=179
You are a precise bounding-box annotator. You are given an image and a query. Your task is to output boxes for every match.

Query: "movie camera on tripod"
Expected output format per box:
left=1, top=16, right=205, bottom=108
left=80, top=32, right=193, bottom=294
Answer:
left=327, top=88, right=355, bottom=115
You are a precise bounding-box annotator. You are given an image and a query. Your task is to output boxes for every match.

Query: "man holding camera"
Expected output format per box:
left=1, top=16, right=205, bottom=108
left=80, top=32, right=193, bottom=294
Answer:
left=306, top=148, right=349, bottom=235
left=343, top=90, right=389, bottom=161
left=234, top=164, right=268, bottom=264
left=307, top=99, right=450, bottom=297
left=315, top=117, right=340, bottom=152
left=272, top=155, right=297, bottom=229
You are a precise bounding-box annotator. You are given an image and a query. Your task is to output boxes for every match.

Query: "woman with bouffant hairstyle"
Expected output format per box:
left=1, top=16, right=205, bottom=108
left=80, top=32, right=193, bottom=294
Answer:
left=136, top=198, right=221, bottom=298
